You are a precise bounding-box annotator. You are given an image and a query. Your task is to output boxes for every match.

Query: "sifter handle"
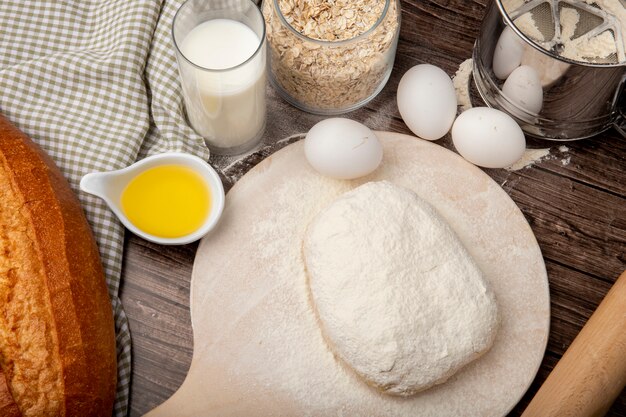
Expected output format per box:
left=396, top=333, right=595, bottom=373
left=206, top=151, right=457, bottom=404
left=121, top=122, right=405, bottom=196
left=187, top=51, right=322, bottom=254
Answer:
left=522, top=270, right=626, bottom=417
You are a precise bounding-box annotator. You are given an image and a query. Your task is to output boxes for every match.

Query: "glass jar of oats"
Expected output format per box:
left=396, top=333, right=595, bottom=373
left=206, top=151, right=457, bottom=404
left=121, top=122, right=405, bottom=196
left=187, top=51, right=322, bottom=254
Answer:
left=262, top=0, right=401, bottom=115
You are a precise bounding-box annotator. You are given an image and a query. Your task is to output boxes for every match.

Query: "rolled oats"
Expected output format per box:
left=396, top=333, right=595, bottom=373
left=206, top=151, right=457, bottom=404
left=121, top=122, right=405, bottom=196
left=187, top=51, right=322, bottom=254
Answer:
left=262, top=0, right=400, bottom=113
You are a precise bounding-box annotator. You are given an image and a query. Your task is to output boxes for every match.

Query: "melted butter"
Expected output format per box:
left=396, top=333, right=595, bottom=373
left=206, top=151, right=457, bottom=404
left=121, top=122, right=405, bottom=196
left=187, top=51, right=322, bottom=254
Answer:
left=121, top=165, right=211, bottom=238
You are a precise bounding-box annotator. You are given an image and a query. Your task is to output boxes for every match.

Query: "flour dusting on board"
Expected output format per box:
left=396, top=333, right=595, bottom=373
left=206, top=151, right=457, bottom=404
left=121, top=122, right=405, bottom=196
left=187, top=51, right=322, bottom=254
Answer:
left=177, top=136, right=550, bottom=417
left=251, top=175, right=354, bottom=413
left=253, top=175, right=351, bottom=261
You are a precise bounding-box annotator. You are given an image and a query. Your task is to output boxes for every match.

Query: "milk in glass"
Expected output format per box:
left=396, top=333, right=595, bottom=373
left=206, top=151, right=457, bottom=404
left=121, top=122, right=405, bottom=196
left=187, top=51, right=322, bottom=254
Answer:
left=179, top=19, right=266, bottom=152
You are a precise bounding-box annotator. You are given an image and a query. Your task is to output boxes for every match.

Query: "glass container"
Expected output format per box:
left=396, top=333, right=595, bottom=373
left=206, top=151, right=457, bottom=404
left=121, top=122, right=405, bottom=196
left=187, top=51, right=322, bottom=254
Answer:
left=262, top=0, right=401, bottom=115
left=173, top=0, right=267, bottom=155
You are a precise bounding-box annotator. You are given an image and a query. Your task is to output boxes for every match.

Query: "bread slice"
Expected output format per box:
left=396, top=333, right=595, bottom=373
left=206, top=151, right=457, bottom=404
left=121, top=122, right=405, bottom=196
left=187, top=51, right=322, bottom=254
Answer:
left=0, top=114, right=117, bottom=417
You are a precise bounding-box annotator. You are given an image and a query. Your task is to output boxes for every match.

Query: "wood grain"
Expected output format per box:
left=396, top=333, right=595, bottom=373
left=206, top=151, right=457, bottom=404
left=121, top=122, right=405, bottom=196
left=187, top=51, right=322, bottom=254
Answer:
left=521, top=271, right=626, bottom=417
left=120, top=0, right=626, bottom=415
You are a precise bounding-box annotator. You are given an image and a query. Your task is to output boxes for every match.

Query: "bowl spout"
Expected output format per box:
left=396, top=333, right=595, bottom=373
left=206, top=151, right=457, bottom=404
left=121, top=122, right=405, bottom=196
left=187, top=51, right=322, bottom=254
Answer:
left=80, top=172, right=112, bottom=199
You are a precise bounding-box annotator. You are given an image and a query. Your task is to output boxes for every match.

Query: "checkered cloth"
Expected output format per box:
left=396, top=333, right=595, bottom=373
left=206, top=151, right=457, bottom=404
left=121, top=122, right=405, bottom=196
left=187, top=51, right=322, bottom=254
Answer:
left=0, top=1, right=209, bottom=415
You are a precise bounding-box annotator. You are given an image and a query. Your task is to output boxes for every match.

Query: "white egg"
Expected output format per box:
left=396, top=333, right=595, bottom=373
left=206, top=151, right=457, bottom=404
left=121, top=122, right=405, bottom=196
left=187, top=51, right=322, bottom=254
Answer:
left=493, top=26, right=525, bottom=80
left=304, top=118, right=383, bottom=180
left=502, top=65, right=544, bottom=115
left=451, top=107, right=526, bottom=168
left=397, top=64, right=457, bottom=141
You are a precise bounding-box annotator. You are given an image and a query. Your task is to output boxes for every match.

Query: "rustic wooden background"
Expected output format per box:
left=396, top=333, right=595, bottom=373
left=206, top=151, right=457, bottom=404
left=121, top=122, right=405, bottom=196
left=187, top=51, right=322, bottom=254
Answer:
left=121, top=0, right=626, bottom=415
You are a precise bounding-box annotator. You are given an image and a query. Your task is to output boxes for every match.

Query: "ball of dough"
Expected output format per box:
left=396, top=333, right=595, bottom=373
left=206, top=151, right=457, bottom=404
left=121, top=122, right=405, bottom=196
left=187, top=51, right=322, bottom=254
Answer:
left=303, top=181, right=499, bottom=396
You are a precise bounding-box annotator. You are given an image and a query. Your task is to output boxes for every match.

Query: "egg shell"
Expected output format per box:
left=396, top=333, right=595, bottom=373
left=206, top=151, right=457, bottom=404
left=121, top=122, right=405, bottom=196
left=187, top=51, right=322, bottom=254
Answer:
left=304, top=118, right=383, bottom=180
left=493, top=26, right=525, bottom=80
left=451, top=107, right=526, bottom=168
left=397, top=64, right=457, bottom=141
left=502, top=65, right=544, bottom=115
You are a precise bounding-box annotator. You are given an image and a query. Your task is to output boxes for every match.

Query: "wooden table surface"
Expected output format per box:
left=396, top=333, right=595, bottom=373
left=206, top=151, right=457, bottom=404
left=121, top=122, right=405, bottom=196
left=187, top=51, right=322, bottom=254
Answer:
left=121, top=0, right=626, bottom=415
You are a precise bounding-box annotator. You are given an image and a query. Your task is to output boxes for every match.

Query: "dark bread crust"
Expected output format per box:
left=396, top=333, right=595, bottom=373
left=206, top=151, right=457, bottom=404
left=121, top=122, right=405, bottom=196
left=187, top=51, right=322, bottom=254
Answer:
left=0, top=114, right=117, bottom=417
left=0, top=369, right=21, bottom=417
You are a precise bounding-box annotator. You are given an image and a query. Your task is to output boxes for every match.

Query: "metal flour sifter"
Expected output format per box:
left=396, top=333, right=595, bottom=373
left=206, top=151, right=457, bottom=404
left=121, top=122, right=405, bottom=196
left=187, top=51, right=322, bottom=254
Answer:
left=473, top=0, right=626, bottom=139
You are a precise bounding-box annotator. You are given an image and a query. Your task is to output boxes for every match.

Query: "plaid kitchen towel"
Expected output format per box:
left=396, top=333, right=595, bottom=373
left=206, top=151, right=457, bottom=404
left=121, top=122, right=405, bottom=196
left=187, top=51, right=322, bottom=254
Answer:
left=0, top=0, right=210, bottom=415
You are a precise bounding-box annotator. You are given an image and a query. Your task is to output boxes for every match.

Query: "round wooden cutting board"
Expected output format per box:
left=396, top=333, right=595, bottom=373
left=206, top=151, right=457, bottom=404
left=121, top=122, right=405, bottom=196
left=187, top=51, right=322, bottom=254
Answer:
left=145, top=132, right=550, bottom=417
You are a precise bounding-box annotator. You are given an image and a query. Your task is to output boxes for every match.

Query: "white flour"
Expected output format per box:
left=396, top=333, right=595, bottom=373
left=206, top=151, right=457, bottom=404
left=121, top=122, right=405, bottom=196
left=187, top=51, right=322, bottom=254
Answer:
left=187, top=137, right=550, bottom=417
left=452, top=58, right=474, bottom=112
left=514, top=12, right=546, bottom=42
left=559, top=146, right=572, bottom=165
left=507, top=148, right=552, bottom=170
left=503, top=0, right=626, bottom=63
left=559, top=6, right=619, bottom=61
left=560, top=7, right=580, bottom=41
left=249, top=169, right=487, bottom=416
left=506, top=145, right=571, bottom=170
left=586, top=0, right=626, bottom=38
left=506, top=0, right=527, bottom=11
left=563, top=30, right=618, bottom=60
left=303, top=181, right=499, bottom=396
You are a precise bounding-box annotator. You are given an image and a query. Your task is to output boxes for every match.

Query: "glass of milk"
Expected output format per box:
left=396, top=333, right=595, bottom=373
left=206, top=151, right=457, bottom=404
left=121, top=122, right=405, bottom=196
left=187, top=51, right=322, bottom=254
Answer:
left=173, top=0, right=266, bottom=155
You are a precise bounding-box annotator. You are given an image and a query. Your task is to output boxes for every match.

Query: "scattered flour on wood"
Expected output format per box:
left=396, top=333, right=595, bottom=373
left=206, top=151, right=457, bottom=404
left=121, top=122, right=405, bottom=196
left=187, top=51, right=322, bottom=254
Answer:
left=507, top=148, right=551, bottom=170
left=452, top=58, right=474, bottom=113
left=506, top=144, right=571, bottom=170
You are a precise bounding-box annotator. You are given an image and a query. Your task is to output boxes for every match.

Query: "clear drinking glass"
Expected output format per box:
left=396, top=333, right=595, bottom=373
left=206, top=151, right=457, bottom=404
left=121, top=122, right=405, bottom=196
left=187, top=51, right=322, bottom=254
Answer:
left=173, top=0, right=267, bottom=155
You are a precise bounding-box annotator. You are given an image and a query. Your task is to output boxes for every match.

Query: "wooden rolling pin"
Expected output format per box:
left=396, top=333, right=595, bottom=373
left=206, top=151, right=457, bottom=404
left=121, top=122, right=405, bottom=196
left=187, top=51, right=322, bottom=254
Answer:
left=522, top=270, right=626, bottom=417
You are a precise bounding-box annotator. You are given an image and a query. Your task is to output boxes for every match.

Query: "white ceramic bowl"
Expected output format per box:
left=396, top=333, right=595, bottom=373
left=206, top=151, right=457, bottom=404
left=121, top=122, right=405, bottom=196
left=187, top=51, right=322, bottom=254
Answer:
left=80, top=152, right=225, bottom=245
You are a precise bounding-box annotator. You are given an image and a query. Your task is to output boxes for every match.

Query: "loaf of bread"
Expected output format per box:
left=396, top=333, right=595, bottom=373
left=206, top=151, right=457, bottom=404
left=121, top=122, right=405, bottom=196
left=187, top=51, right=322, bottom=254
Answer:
left=0, top=114, right=117, bottom=417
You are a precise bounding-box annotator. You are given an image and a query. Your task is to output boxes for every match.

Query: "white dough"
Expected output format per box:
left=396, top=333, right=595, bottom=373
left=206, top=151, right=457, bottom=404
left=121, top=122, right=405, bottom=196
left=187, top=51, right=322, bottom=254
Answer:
left=303, top=181, right=500, bottom=396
